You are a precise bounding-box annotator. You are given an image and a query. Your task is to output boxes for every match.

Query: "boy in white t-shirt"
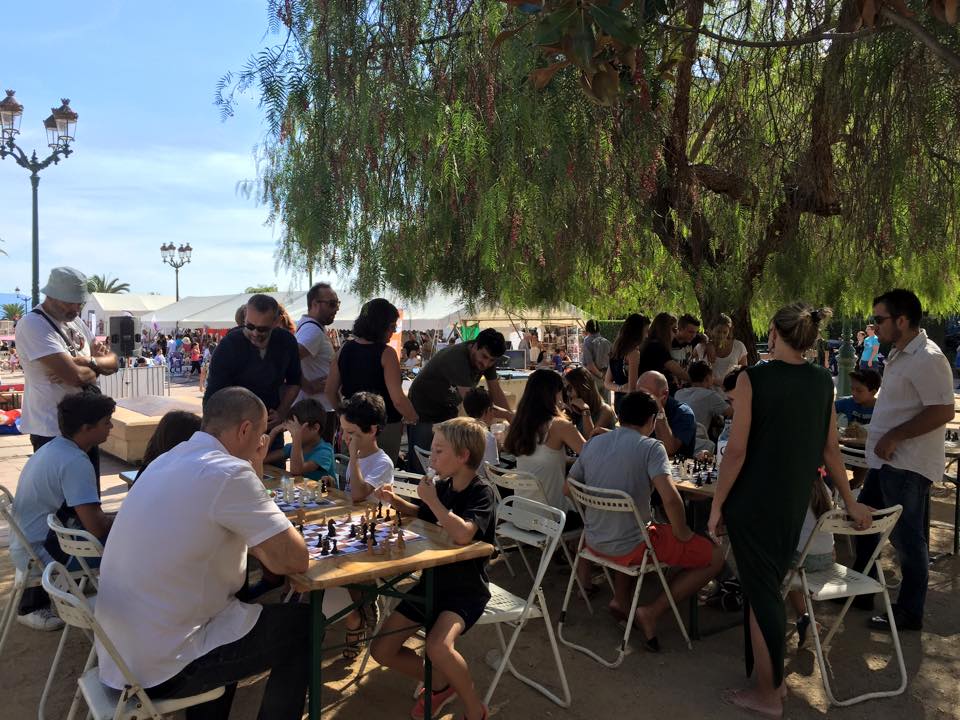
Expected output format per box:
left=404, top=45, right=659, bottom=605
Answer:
left=462, top=387, right=501, bottom=468
left=341, top=392, right=395, bottom=502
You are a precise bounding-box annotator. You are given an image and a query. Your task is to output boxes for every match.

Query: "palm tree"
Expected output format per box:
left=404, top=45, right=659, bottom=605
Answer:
left=87, top=274, right=130, bottom=294
left=1, top=303, right=25, bottom=323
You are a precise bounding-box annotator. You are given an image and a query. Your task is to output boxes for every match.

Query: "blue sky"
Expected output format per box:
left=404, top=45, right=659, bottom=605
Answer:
left=0, top=1, right=314, bottom=298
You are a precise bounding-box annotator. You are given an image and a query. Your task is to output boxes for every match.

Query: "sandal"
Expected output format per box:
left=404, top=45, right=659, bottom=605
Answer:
left=343, top=623, right=366, bottom=660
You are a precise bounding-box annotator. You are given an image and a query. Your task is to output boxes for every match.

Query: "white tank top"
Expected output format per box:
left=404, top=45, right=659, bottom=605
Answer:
left=515, top=421, right=570, bottom=511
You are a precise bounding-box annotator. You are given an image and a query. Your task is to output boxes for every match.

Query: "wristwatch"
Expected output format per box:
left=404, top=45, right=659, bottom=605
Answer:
left=656, top=411, right=666, bottom=421
left=87, top=357, right=100, bottom=374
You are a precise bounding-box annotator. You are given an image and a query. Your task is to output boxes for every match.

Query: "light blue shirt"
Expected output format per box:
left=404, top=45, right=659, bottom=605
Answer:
left=861, top=335, right=879, bottom=363
left=9, top=436, right=99, bottom=570
left=281, top=440, right=336, bottom=481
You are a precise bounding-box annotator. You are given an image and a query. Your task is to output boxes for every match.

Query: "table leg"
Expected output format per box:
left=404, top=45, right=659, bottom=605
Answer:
left=423, top=567, right=434, bottom=720
left=309, top=589, right=326, bottom=720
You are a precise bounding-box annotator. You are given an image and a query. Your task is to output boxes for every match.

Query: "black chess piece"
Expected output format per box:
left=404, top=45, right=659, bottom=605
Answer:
left=327, top=519, right=336, bottom=537
left=377, top=502, right=383, bottom=519
left=349, top=524, right=357, bottom=539
left=371, top=521, right=378, bottom=546
left=321, top=537, right=330, bottom=556
left=332, top=538, right=339, bottom=554
left=695, top=473, right=703, bottom=487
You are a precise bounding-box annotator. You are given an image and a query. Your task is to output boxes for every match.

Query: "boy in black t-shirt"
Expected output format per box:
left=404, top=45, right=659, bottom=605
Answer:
left=372, top=417, right=496, bottom=720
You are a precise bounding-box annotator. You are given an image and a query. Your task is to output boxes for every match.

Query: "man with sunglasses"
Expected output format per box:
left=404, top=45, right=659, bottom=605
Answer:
left=295, top=283, right=339, bottom=412
left=854, top=289, right=954, bottom=632
left=204, top=294, right=302, bottom=450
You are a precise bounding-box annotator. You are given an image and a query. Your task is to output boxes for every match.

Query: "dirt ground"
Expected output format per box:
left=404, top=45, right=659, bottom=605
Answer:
left=1, top=379, right=959, bottom=719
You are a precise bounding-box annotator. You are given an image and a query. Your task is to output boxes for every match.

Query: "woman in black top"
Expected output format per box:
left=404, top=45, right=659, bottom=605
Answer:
left=638, top=312, right=689, bottom=393
left=326, top=298, right=418, bottom=462
left=604, top=313, right=649, bottom=413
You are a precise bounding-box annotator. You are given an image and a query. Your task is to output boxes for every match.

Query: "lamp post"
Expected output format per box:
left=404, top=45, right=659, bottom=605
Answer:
left=13, top=286, right=31, bottom=315
left=160, top=242, right=192, bottom=301
left=837, top=318, right=855, bottom=396
left=0, top=91, right=79, bottom=308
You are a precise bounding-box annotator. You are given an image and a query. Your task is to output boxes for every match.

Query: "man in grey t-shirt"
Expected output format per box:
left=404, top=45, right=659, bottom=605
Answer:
left=567, top=390, right=723, bottom=647
left=581, top=320, right=612, bottom=398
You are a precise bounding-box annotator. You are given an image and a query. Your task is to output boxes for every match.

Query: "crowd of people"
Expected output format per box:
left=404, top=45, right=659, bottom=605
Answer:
left=6, top=267, right=957, bottom=720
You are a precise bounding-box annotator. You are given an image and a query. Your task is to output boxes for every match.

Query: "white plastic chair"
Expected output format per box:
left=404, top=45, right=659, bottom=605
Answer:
left=484, top=464, right=591, bottom=607
left=413, top=445, right=432, bottom=475
left=477, top=496, right=571, bottom=707
left=783, top=506, right=906, bottom=706
left=0, top=484, right=50, bottom=659
left=558, top=478, right=692, bottom=668
left=40, top=514, right=105, bottom=720
left=839, top=444, right=869, bottom=470
left=41, top=562, right=226, bottom=720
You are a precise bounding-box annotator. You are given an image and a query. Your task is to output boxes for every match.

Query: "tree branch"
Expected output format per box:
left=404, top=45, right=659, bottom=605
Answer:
left=878, top=8, right=960, bottom=74
left=659, top=22, right=889, bottom=48
left=692, top=164, right=759, bottom=207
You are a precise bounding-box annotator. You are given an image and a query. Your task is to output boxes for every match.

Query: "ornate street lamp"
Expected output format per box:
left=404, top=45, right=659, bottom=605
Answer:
left=0, top=91, right=78, bottom=307
left=160, top=242, right=193, bottom=301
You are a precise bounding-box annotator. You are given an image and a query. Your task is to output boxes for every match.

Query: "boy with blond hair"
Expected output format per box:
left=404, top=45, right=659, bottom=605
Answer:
left=372, top=417, right=496, bottom=720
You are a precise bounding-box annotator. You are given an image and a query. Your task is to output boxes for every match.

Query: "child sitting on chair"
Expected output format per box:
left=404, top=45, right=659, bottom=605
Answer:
left=462, top=387, right=501, bottom=468
left=371, top=417, right=496, bottom=720
left=265, top=398, right=336, bottom=481
left=339, top=392, right=394, bottom=502
left=788, top=476, right=835, bottom=648
left=834, top=368, right=880, bottom=427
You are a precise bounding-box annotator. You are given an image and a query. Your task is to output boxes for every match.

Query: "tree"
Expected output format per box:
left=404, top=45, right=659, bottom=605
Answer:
left=222, top=0, right=960, bottom=343
left=87, top=274, right=130, bottom=294
left=245, top=284, right=279, bottom=293
left=1, top=303, right=25, bottom=323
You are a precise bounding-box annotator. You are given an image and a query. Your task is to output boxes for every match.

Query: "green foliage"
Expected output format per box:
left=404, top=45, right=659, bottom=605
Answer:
left=1, top=303, right=25, bottom=322
left=87, top=275, right=130, bottom=294
left=245, top=284, right=279, bottom=293
left=223, top=0, right=960, bottom=329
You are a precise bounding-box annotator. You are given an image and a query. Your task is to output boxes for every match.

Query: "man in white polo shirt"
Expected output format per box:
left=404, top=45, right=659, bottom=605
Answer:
left=94, top=387, right=310, bottom=720
left=296, top=281, right=339, bottom=413
left=855, top=289, right=955, bottom=632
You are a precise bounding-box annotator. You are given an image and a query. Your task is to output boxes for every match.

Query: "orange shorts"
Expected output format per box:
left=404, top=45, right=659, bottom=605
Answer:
left=589, top=524, right=714, bottom=569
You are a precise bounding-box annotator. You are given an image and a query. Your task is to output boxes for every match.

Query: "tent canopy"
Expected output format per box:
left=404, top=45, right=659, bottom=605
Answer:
left=438, top=303, right=585, bottom=333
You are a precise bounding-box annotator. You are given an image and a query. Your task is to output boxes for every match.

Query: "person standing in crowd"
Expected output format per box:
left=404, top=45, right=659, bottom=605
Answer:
left=707, top=303, right=871, bottom=718
left=854, top=329, right=866, bottom=362
left=15, top=267, right=118, bottom=478
left=861, top=323, right=880, bottom=369
left=295, top=283, right=340, bottom=420
left=204, top=294, right=301, bottom=450
left=9, top=392, right=117, bottom=631
left=94, top=388, right=311, bottom=720
left=605, top=313, right=649, bottom=413
left=326, top=299, right=418, bottom=463
left=854, top=289, right=955, bottom=632
left=670, top=313, right=702, bottom=370
left=581, top=319, right=612, bottom=398
left=696, top=314, right=748, bottom=387
left=407, top=328, right=510, bottom=473
left=638, top=312, right=689, bottom=394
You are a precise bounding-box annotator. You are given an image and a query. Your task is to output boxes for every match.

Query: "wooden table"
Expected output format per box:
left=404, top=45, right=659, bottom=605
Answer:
left=288, top=505, right=493, bottom=719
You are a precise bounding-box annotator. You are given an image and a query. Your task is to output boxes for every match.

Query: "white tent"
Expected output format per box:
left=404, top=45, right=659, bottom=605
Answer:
left=437, top=303, right=585, bottom=333
left=82, top=293, right=175, bottom=336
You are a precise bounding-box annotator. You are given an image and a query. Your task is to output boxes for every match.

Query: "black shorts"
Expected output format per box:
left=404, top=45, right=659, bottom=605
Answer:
left=394, top=580, right=488, bottom=634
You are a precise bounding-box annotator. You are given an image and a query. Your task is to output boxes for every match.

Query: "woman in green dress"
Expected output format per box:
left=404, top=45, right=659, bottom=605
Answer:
left=708, top=303, right=872, bottom=717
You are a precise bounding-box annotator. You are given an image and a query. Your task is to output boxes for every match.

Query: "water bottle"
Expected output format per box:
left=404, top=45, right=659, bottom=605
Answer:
left=282, top=476, right=296, bottom=505
left=717, top=419, right=732, bottom=468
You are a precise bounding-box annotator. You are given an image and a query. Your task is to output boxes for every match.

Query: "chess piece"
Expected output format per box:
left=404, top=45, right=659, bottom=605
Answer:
left=377, top=501, right=383, bottom=519
left=386, top=506, right=392, bottom=520
left=695, top=473, right=703, bottom=488
left=371, top=521, right=378, bottom=546
left=397, top=529, right=406, bottom=552
left=367, top=535, right=374, bottom=553
left=296, top=509, right=306, bottom=529
left=332, top=538, right=340, bottom=554
left=349, top=523, right=357, bottom=539
left=327, top=519, right=337, bottom=537
left=321, top=537, right=330, bottom=556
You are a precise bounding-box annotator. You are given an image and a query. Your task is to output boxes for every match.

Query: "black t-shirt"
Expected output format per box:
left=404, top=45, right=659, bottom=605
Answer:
left=203, top=326, right=301, bottom=411
left=638, top=339, right=677, bottom=393
left=337, top=340, right=400, bottom=423
left=415, top=475, right=496, bottom=599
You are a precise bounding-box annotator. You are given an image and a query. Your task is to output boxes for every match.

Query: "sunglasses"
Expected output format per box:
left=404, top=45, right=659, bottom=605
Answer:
left=244, top=323, right=273, bottom=335
left=871, top=314, right=897, bottom=325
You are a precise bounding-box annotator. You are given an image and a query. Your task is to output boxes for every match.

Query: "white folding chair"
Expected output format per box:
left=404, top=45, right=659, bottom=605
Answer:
left=484, top=464, right=591, bottom=607
left=413, top=445, right=432, bottom=475
left=477, top=496, right=571, bottom=707
left=41, top=562, right=226, bottom=720
left=558, top=478, right=691, bottom=668
left=0, top=484, right=50, bottom=659
left=783, top=506, right=906, bottom=706
left=41, top=514, right=105, bottom=720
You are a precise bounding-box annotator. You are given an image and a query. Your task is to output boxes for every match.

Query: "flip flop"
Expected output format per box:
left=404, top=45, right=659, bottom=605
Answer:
left=608, top=606, right=660, bottom=652
left=720, top=689, right=782, bottom=719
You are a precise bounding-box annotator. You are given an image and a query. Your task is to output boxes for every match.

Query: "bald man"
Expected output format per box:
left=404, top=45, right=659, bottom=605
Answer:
left=637, top=371, right=697, bottom=458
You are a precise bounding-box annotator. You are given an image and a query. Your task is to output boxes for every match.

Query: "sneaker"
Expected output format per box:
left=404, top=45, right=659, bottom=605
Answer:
left=410, top=685, right=458, bottom=719
left=16, top=607, right=65, bottom=631
left=868, top=607, right=923, bottom=632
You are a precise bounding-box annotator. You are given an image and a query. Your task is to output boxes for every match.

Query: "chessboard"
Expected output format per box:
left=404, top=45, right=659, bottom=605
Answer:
left=297, top=509, right=424, bottom=560
left=273, top=486, right=336, bottom=513
left=671, top=458, right=718, bottom=488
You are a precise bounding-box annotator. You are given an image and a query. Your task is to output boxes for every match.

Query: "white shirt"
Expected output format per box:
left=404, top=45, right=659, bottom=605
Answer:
left=797, top=506, right=834, bottom=556
left=483, top=430, right=500, bottom=468
left=94, top=432, right=291, bottom=689
left=15, top=308, right=95, bottom=437
left=866, top=330, right=954, bottom=482
left=295, top=315, right=335, bottom=411
left=710, top=340, right=747, bottom=385
left=348, top=448, right=394, bottom=490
